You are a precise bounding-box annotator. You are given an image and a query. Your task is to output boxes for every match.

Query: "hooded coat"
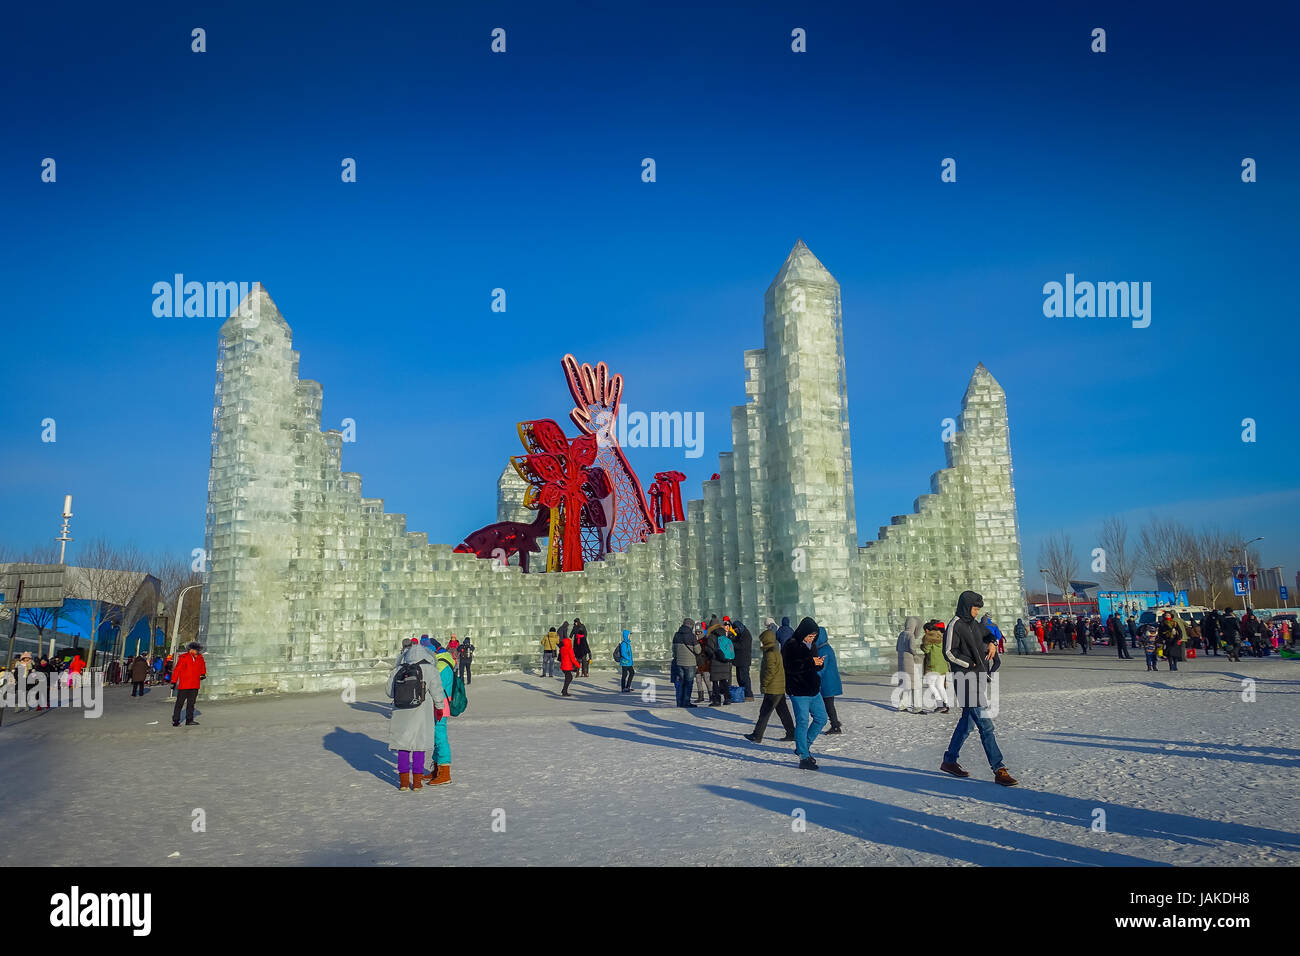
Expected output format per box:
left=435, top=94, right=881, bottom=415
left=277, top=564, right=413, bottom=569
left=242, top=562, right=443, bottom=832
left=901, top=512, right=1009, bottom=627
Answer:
left=814, top=628, right=842, bottom=697
left=757, top=629, right=786, bottom=695
left=731, top=622, right=754, bottom=668
left=781, top=617, right=823, bottom=696
left=617, top=630, right=634, bottom=667
left=385, top=644, right=447, bottom=752
left=921, top=627, right=948, bottom=674
left=558, top=634, right=578, bottom=672
left=128, top=657, right=150, bottom=682
left=944, top=590, right=997, bottom=676
left=672, top=620, right=698, bottom=667
left=775, top=617, right=794, bottom=647
left=704, top=625, right=732, bottom=680
left=896, top=616, right=925, bottom=672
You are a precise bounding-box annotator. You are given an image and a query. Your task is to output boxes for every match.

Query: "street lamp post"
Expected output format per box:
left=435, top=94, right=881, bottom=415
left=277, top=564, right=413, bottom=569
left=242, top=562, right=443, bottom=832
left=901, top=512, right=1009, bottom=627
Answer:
left=1238, top=536, right=1264, bottom=614
left=51, top=494, right=73, bottom=660
left=166, top=584, right=202, bottom=701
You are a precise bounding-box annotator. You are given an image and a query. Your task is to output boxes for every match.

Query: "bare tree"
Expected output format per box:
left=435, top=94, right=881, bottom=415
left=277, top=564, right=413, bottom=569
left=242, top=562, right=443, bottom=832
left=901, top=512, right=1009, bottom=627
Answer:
left=1097, top=516, right=1139, bottom=611
left=155, top=552, right=202, bottom=652
left=1191, top=526, right=1237, bottom=608
left=1038, top=532, right=1079, bottom=613
left=74, top=539, right=147, bottom=667
left=1139, top=518, right=1181, bottom=594
left=1171, top=525, right=1200, bottom=601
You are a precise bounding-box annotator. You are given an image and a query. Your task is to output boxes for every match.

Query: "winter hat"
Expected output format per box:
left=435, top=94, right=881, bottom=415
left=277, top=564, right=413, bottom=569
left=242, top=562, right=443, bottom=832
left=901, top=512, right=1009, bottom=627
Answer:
left=402, top=638, right=413, bottom=648
left=187, top=642, right=203, bottom=651
left=792, top=617, right=819, bottom=643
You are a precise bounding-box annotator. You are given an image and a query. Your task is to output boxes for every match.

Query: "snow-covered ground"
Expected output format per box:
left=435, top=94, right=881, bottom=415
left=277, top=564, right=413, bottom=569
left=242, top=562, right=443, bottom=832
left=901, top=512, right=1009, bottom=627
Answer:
left=2, top=651, right=1297, bottom=866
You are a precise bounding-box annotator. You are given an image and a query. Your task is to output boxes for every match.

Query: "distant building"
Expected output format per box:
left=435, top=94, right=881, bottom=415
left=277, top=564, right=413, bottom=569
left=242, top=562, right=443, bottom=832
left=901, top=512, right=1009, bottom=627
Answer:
left=1256, top=566, right=1284, bottom=592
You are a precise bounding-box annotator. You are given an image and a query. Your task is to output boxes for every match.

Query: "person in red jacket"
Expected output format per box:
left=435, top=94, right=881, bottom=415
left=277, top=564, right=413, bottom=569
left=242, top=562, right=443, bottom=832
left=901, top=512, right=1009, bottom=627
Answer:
left=558, top=629, right=579, bottom=698
left=171, top=642, right=207, bottom=727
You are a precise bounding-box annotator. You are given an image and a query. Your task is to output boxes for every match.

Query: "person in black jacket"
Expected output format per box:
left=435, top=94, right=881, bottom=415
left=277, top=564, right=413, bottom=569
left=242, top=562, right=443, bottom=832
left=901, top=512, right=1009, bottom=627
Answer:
left=731, top=620, right=755, bottom=700
left=1219, top=608, right=1242, bottom=661
left=940, top=590, right=1017, bottom=786
left=1201, top=610, right=1221, bottom=656
left=781, top=617, right=827, bottom=771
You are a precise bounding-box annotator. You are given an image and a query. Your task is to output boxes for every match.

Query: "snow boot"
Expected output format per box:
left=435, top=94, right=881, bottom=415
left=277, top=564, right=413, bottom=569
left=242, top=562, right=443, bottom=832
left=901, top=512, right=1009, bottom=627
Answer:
left=798, top=757, right=819, bottom=771
left=410, top=770, right=423, bottom=790
left=940, top=761, right=970, bottom=777
left=429, top=765, right=451, bottom=785
left=398, top=773, right=410, bottom=792
left=824, top=726, right=843, bottom=735
left=994, top=768, right=1018, bottom=787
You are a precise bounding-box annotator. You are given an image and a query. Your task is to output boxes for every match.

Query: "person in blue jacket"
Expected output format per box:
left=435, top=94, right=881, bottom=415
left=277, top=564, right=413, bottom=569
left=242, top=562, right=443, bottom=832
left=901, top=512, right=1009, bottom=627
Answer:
left=815, top=627, right=844, bottom=734
left=618, top=629, right=635, bottom=692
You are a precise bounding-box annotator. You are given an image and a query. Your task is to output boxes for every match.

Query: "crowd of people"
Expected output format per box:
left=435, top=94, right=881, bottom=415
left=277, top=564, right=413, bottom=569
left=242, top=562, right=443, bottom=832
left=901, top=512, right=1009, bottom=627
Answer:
left=1009, top=607, right=1293, bottom=667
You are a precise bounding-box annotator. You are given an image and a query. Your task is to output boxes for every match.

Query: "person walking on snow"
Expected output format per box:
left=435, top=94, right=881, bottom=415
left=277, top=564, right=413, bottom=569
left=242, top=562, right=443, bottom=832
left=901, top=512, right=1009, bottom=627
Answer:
left=558, top=626, right=578, bottom=697
left=744, top=627, right=796, bottom=743
left=1140, top=624, right=1160, bottom=670
left=815, top=627, right=844, bottom=734
left=128, top=654, right=150, bottom=697
left=617, top=629, right=635, bottom=692
left=1202, top=609, right=1221, bottom=657
left=940, top=590, right=1017, bottom=786
left=171, top=642, right=207, bottom=727
left=782, top=617, right=827, bottom=770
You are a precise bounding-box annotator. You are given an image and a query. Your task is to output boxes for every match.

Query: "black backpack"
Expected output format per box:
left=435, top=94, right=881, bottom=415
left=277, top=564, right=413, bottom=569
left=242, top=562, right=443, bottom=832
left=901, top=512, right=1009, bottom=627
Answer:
left=392, top=660, right=427, bottom=709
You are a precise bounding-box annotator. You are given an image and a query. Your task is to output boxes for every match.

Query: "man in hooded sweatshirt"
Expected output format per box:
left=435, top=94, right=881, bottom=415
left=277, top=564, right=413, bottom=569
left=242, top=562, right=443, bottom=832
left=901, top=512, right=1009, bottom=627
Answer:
left=744, top=627, right=796, bottom=743
left=782, top=617, right=827, bottom=770
left=940, top=590, right=1017, bottom=786
left=775, top=617, right=794, bottom=647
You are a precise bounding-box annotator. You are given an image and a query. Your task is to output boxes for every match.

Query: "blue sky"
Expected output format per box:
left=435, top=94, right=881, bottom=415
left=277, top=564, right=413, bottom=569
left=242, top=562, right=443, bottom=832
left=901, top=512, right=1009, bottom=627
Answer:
left=2, top=1, right=1297, bottom=586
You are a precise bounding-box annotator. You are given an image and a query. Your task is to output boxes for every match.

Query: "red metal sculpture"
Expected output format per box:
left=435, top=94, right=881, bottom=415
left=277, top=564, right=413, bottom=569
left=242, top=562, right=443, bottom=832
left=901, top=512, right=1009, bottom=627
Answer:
left=453, top=506, right=551, bottom=572
left=650, top=470, right=687, bottom=526
left=562, top=354, right=658, bottom=545
left=457, top=357, right=679, bottom=573
left=512, top=419, right=598, bottom=572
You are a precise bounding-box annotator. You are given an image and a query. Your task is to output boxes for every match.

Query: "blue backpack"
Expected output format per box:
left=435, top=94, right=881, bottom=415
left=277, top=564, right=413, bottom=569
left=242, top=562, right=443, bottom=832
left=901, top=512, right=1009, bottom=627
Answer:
left=716, top=633, right=735, bottom=661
